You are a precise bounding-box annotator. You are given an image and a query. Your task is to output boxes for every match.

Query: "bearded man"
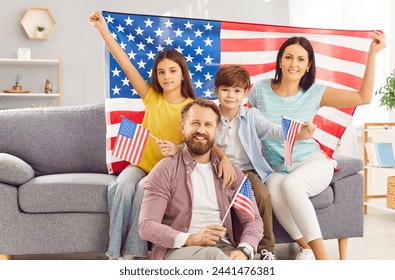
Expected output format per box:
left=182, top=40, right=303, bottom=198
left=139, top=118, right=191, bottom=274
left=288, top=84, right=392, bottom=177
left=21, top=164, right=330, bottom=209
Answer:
left=139, top=98, right=263, bottom=260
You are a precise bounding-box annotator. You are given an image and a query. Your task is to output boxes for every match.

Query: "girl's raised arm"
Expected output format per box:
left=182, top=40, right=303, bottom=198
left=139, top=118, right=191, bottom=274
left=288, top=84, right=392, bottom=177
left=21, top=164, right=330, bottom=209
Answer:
left=89, top=11, right=150, bottom=99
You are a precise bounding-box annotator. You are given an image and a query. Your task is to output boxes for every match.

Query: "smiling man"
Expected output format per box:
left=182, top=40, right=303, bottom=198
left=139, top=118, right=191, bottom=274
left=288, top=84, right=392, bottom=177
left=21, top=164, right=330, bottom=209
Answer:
left=138, top=98, right=263, bottom=260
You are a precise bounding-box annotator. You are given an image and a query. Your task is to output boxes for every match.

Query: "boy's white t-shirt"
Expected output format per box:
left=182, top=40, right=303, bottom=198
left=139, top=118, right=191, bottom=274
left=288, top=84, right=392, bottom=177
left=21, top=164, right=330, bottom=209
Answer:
left=216, top=114, right=254, bottom=171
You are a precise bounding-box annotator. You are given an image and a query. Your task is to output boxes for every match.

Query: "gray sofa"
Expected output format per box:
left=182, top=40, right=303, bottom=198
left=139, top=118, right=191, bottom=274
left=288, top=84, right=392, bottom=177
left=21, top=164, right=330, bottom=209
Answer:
left=0, top=103, right=364, bottom=260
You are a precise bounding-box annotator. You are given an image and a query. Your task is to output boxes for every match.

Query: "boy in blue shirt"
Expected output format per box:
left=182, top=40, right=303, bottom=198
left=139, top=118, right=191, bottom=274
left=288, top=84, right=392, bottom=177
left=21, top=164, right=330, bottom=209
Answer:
left=214, top=65, right=315, bottom=259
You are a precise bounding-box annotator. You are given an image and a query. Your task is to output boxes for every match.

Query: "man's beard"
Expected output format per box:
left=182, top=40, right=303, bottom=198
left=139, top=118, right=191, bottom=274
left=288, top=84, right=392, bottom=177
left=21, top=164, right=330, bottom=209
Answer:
left=185, top=132, right=214, bottom=156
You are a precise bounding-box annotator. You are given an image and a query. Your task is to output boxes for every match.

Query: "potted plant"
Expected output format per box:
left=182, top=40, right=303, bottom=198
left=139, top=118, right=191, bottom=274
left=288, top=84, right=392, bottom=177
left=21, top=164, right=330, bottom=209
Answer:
left=36, top=26, right=45, bottom=38
left=376, top=69, right=395, bottom=111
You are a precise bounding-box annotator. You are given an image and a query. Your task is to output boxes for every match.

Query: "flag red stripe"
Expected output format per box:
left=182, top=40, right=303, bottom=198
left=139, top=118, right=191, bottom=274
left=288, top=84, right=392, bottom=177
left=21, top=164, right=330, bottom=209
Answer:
left=110, top=137, right=117, bottom=149
left=121, top=137, right=131, bottom=160
left=109, top=111, right=145, bottom=124
left=130, top=127, right=147, bottom=163
left=128, top=128, right=142, bottom=163
left=134, top=127, right=149, bottom=163
left=135, top=129, right=149, bottom=163
left=221, top=37, right=287, bottom=52
left=234, top=63, right=276, bottom=77
left=233, top=205, right=254, bottom=219
left=221, top=21, right=373, bottom=38
left=336, top=107, right=356, bottom=115
left=313, top=114, right=347, bottom=139
left=107, top=161, right=130, bottom=174
left=234, top=196, right=254, bottom=211
left=317, top=143, right=334, bottom=158
left=113, top=135, right=126, bottom=159
left=115, top=136, right=126, bottom=159
left=123, top=138, right=133, bottom=162
left=284, top=122, right=299, bottom=167
left=127, top=131, right=139, bottom=163
left=316, top=67, right=363, bottom=90
left=310, top=41, right=368, bottom=65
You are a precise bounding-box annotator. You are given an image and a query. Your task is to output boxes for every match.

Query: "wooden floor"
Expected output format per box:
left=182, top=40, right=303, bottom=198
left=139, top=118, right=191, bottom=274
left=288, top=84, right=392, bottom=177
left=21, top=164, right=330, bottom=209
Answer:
left=10, top=203, right=395, bottom=260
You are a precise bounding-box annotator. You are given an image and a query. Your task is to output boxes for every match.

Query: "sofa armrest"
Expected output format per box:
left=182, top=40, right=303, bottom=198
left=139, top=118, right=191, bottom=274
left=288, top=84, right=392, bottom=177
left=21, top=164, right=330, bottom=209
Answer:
left=331, top=156, right=363, bottom=185
left=0, top=153, right=35, bottom=186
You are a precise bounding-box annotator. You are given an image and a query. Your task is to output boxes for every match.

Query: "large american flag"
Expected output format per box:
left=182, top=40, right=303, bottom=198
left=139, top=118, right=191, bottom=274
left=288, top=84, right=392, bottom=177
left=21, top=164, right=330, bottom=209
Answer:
left=102, top=10, right=373, bottom=174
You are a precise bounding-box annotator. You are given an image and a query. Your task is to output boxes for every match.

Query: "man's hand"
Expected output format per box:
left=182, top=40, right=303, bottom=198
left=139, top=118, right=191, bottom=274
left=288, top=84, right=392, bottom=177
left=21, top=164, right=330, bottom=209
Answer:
left=297, top=121, right=316, bottom=140
left=227, top=249, right=248, bottom=260
left=218, top=156, right=236, bottom=188
left=184, top=225, right=226, bottom=247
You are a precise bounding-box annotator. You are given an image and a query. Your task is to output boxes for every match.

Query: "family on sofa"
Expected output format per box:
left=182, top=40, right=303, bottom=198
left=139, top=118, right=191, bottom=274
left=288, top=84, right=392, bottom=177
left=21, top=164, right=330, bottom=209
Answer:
left=88, top=11, right=385, bottom=261
left=0, top=12, right=384, bottom=261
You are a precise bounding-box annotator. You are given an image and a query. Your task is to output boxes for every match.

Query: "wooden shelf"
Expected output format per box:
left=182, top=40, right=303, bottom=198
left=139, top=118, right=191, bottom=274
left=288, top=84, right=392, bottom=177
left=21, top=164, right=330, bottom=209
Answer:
left=363, top=122, right=395, bottom=214
left=0, top=93, right=59, bottom=97
left=364, top=198, right=395, bottom=213
left=0, top=58, right=59, bottom=65
left=20, top=7, right=57, bottom=40
left=0, top=57, right=62, bottom=109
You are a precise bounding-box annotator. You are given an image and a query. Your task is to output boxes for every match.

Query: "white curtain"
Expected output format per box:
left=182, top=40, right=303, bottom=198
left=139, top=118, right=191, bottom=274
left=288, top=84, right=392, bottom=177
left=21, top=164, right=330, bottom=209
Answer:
left=288, top=0, right=390, bottom=158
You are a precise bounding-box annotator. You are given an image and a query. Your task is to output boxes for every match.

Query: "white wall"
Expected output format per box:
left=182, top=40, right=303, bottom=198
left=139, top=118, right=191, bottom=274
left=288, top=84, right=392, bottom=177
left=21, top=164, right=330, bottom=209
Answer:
left=0, top=0, right=289, bottom=106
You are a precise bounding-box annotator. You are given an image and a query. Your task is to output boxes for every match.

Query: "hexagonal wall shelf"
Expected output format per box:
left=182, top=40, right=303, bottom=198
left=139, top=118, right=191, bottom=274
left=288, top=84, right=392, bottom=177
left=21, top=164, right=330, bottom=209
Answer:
left=21, top=7, right=57, bottom=40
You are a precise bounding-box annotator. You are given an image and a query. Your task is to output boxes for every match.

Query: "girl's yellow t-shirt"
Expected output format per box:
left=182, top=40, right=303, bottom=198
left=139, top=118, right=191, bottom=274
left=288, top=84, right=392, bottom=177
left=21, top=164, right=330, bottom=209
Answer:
left=135, top=88, right=192, bottom=173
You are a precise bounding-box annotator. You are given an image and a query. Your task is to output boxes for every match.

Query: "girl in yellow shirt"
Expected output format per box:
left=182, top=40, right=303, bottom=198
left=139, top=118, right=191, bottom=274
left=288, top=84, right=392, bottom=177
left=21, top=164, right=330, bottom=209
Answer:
left=90, top=11, right=234, bottom=260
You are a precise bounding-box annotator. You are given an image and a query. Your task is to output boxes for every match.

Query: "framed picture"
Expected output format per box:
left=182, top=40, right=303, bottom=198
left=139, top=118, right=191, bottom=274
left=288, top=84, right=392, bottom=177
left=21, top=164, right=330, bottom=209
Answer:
left=18, top=48, right=31, bottom=60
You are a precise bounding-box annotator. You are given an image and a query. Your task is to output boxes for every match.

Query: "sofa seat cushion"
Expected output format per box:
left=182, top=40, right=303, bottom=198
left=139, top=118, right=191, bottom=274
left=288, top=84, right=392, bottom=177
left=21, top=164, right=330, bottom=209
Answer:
left=0, top=153, right=35, bottom=185
left=331, top=156, right=363, bottom=184
left=18, top=173, right=116, bottom=213
left=310, top=186, right=333, bottom=210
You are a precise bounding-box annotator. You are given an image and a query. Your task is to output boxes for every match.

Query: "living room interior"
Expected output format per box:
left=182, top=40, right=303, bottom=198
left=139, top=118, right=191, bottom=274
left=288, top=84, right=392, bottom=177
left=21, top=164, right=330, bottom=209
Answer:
left=1, top=0, right=395, bottom=261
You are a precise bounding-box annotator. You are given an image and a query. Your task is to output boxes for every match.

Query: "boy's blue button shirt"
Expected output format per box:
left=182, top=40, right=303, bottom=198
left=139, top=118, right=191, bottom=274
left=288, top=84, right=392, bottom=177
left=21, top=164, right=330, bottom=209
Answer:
left=217, top=105, right=283, bottom=182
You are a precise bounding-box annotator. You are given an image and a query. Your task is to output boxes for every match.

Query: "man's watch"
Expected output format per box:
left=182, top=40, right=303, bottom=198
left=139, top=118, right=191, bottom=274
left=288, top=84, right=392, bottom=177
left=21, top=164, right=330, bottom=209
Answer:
left=237, top=245, right=254, bottom=260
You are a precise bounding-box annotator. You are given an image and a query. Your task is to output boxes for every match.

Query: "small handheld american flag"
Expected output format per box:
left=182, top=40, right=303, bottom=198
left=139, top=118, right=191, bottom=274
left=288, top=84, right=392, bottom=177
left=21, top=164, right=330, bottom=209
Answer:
left=282, top=117, right=301, bottom=168
left=112, top=117, right=149, bottom=165
left=221, top=176, right=255, bottom=225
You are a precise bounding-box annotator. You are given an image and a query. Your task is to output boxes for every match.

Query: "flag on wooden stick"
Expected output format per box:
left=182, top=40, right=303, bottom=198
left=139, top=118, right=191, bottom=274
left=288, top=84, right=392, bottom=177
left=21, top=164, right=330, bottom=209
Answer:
left=112, top=117, right=149, bottom=165
left=221, top=176, right=255, bottom=225
left=282, top=117, right=301, bottom=168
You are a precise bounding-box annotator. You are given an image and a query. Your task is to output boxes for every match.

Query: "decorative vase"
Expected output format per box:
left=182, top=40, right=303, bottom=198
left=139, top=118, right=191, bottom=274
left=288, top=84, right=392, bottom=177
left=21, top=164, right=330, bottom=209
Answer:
left=12, top=83, right=22, bottom=91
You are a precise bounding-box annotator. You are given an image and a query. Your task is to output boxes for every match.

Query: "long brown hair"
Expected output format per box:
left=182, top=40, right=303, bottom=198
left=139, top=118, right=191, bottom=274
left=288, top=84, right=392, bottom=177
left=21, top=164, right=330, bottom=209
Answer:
left=151, top=49, right=196, bottom=99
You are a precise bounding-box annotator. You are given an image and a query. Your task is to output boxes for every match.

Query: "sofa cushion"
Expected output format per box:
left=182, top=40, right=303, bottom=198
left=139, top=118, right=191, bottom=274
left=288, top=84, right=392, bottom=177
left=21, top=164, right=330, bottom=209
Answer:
left=0, top=153, right=35, bottom=185
left=310, top=186, right=333, bottom=210
left=331, top=156, right=364, bottom=184
left=0, top=103, right=108, bottom=176
left=18, top=173, right=116, bottom=213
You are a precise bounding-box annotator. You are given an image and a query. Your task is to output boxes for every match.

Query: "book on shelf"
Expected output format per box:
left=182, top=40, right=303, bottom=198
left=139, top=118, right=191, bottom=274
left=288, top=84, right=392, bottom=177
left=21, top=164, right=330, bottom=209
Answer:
left=365, top=143, right=378, bottom=167
left=365, top=142, right=395, bottom=167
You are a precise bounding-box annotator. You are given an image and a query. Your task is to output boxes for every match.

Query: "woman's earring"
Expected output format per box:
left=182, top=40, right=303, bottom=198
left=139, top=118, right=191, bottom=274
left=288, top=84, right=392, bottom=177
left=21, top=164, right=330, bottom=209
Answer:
left=306, top=69, right=309, bottom=73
